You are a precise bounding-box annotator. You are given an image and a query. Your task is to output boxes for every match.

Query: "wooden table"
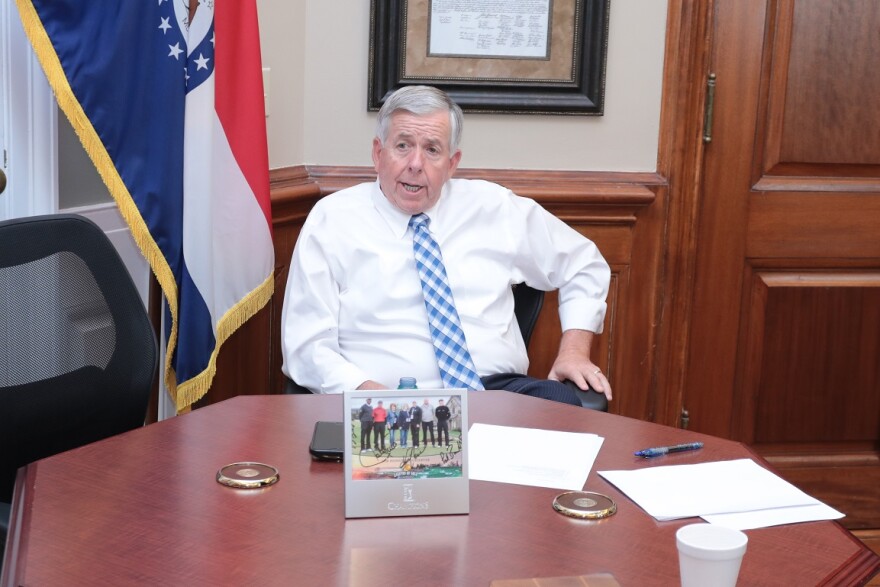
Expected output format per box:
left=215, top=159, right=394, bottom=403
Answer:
left=3, top=393, right=879, bottom=586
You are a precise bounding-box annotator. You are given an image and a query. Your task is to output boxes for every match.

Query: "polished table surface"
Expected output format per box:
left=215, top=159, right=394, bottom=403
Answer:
left=3, top=392, right=879, bottom=586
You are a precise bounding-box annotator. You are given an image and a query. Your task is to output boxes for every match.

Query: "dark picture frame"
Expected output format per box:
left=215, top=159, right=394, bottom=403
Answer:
left=368, top=0, right=611, bottom=115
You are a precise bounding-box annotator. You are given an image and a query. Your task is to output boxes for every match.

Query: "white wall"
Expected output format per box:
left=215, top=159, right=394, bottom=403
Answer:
left=258, top=0, right=668, bottom=172
left=257, top=1, right=308, bottom=168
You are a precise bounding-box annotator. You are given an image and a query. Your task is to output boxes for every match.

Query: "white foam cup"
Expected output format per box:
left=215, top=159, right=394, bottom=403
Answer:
left=676, top=523, right=748, bottom=587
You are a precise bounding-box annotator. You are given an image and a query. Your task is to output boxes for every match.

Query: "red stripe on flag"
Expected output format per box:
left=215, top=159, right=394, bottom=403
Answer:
left=214, top=0, right=273, bottom=232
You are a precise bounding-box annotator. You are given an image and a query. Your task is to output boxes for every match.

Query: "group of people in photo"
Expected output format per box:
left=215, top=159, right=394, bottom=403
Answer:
left=357, top=397, right=453, bottom=453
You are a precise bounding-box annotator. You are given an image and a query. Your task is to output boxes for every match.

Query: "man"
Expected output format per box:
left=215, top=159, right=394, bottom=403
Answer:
left=372, top=400, right=387, bottom=451
left=408, top=400, right=423, bottom=448
left=281, top=85, right=611, bottom=406
left=357, top=398, right=374, bottom=452
left=435, top=398, right=451, bottom=447
left=421, top=397, right=436, bottom=447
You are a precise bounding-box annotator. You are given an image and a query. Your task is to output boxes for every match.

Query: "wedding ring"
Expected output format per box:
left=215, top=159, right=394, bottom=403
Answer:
left=593, top=369, right=601, bottom=375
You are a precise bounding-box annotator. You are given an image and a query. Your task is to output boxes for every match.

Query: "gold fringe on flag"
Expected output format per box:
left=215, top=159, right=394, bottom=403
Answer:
left=14, top=0, right=273, bottom=412
left=173, top=275, right=274, bottom=411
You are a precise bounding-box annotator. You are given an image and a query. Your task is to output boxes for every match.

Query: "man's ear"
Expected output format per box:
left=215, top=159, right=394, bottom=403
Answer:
left=448, top=149, right=462, bottom=175
left=371, top=137, right=383, bottom=170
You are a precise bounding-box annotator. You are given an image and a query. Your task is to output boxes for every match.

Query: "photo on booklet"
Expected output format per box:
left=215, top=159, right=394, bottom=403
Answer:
left=343, top=388, right=469, bottom=518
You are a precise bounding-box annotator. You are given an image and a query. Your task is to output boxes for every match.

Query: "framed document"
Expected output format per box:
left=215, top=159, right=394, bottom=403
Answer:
left=343, top=389, right=469, bottom=518
left=368, top=0, right=611, bottom=115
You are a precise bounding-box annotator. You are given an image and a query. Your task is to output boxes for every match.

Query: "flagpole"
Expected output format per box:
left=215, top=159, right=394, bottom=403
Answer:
left=146, top=274, right=162, bottom=424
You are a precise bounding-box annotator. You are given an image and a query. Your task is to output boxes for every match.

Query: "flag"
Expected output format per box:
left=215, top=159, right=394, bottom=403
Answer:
left=16, top=0, right=275, bottom=411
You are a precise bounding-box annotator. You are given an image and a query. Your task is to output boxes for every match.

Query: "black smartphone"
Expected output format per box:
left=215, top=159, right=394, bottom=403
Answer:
left=309, top=421, right=345, bottom=461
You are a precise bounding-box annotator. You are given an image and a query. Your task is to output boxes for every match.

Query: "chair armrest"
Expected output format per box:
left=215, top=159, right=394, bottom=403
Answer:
left=283, top=375, right=607, bottom=411
left=563, top=380, right=609, bottom=412
left=283, top=377, right=314, bottom=395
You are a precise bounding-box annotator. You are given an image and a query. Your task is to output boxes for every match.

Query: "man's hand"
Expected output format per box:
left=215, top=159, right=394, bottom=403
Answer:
left=357, top=380, right=388, bottom=391
left=547, top=329, right=612, bottom=401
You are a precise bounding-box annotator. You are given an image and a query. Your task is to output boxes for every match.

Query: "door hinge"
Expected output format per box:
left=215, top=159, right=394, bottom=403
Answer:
left=680, top=408, right=690, bottom=430
left=702, top=73, right=716, bottom=143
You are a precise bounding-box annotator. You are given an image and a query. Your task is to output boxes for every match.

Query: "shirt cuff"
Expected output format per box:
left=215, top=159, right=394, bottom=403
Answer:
left=319, top=362, right=373, bottom=394
left=558, top=298, right=607, bottom=334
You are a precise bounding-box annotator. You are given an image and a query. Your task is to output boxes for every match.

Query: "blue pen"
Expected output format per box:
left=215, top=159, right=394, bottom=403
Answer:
left=634, top=441, right=703, bottom=458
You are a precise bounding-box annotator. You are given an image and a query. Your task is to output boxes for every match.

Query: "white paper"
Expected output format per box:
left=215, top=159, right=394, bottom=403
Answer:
left=429, top=0, right=551, bottom=58
left=598, top=458, right=821, bottom=521
left=701, top=503, right=844, bottom=530
left=468, top=423, right=603, bottom=490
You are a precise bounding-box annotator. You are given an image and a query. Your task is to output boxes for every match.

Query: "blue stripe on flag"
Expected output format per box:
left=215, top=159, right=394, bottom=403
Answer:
left=29, top=0, right=213, bottom=388
left=175, top=261, right=216, bottom=382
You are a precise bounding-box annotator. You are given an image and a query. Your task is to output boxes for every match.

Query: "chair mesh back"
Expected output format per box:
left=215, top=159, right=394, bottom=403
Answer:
left=1, top=251, right=114, bottom=386
left=0, top=214, right=157, bottom=502
left=512, top=283, right=544, bottom=348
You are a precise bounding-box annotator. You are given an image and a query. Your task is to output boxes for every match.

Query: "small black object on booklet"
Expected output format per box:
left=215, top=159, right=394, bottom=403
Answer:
left=309, top=421, right=345, bottom=461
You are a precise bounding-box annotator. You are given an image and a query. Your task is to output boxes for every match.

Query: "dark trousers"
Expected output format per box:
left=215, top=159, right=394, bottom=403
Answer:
left=360, top=422, right=373, bottom=450
left=437, top=421, right=449, bottom=446
left=373, top=422, right=386, bottom=450
left=423, top=422, right=435, bottom=446
left=480, top=374, right=581, bottom=407
left=411, top=424, right=421, bottom=447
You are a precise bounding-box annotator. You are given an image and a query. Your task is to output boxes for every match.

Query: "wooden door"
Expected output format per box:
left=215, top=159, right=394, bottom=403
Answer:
left=685, top=0, right=880, bottom=546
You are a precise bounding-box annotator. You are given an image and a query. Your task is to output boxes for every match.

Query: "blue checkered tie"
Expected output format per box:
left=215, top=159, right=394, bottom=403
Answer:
left=409, top=214, right=485, bottom=390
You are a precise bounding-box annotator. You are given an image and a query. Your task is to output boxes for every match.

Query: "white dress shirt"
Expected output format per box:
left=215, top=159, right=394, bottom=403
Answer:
left=281, top=178, right=609, bottom=393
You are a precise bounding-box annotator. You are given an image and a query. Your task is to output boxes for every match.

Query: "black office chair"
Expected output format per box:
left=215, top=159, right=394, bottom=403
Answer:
left=284, top=283, right=607, bottom=411
left=511, top=283, right=608, bottom=411
left=0, top=214, right=158, bottom=559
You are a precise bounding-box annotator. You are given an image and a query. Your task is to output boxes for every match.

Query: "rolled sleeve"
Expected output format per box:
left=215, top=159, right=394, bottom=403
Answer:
left=515, top=196, right=611, bottom=335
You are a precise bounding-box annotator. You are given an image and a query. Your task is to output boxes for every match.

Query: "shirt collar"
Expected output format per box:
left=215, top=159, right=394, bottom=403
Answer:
left=370, top=179, right=447, bottom=239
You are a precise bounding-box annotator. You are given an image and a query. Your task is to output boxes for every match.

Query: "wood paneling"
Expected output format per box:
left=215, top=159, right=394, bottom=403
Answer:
left=758, top=0, right=880, bottom=195
left=758, top=0, right=880, bottom=181
left=650, top=0, right=715, bottom=429
left=778, top=0, right=880, bottom=166
left=734, top=272, right=880, bottom=444
left=757, top=281, right=880, bottom=442
left=686, top=0, right=880, bottom=537
left=684, top=0, right=767, bottom=439
left=779, top=465, right=880, bottom=531
left=739, top=272, right=880, bottom=532
left=748, top=194, right=880, bottom=258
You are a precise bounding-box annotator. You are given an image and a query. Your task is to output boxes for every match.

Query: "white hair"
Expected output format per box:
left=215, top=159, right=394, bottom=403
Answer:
left=375, top=85, right=463, bottom=152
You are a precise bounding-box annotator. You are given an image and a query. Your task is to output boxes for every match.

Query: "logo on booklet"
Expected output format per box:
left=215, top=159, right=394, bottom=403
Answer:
left=388, top=483, right=429, bottom=511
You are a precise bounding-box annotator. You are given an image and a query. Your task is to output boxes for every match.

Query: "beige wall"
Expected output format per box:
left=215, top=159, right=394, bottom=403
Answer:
left=258, top=0, right=668, bottom=173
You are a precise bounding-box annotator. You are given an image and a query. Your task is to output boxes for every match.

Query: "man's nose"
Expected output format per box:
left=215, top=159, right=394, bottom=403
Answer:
left=407, top=148, right=424, bottom=171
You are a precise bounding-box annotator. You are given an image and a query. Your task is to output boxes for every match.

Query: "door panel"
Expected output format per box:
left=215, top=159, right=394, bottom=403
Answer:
left=687, top=0, right=880, bottom=533
left=774, top=1, right=880, bottom=167
left=734, top=272, right=880, bottom=444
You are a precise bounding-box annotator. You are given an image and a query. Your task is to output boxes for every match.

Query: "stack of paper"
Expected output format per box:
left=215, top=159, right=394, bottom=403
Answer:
left=598, top=458, right=843, bottom=530
left=469, top=423, right=604, bottom=490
